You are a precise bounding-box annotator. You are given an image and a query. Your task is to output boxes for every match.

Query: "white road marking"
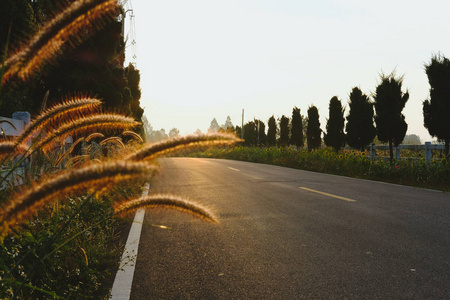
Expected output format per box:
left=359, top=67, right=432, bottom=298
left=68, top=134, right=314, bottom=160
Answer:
left=110, top=183, right=150, bottom=300
left=228, top=167, right=241, bottom=172
left=299, top=187, right=357, bottom=202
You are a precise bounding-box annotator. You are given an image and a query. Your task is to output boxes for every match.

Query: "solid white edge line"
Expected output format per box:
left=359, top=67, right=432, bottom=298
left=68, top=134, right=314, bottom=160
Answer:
left=110, top=183, right=150, bottom=300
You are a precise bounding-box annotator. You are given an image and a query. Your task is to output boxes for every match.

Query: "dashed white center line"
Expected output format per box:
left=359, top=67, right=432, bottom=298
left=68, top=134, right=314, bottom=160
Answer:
left=228, top=167, right=241, bottom=172
left=299, top=187, right=357, bottom=202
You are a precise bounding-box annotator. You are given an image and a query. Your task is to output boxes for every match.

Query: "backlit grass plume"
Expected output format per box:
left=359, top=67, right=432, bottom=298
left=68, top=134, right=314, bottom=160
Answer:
left=100, top=136, right=124, bottom=148
left=126, top=133, right=242, bottom=161
left=0, top=141, right=27, bottom=160
left=122, top=130, right=144, bottom=143
left=114, top=194, right=217, bottom=223
left=15, top=96, right=102, bottom=145
left=33, top=114, right=140, bottom=152
left=85, top=132, right=105, bottom=142
left=0, top=161, right=157, bottom=236
left=2, top=0, right=119, bottom=83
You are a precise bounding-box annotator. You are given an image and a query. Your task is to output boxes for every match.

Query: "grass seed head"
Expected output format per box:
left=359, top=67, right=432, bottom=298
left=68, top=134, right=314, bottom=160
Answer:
left=114, top=194, right=217, bottom=223
left=126, top=133, right=242, bottom=161
left=0, top=161, right=158, bottom=236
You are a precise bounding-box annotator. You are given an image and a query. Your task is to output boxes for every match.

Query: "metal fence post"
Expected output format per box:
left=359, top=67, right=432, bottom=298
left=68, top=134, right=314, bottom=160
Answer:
left=370, top=143, right=375, bottom=161
left=425, top=142, right=431, bottom=163
left=395, top=147, right=401, bottom=160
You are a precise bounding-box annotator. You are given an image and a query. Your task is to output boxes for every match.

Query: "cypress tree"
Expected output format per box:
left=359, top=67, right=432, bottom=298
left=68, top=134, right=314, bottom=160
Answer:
left=254, top=119, right=266, bottom=146
left=278, top=115, right=289, bottom=146
left=324, top=96, right=345, bottom=151
left=290, top=107, right=303, bottom=147
left=346, top=87, right=376, bottom=151
left=243, top=121, right=257, bottom=146
left=423, top=53, right=450, bottom=155
left=267, top=115, right=277, bottom=146
left=374, top=72, right=409, bottom=163
left=307, top=106, right=321, bottom=151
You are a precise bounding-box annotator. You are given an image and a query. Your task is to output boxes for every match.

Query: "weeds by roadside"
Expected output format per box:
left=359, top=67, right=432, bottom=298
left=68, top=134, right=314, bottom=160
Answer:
left=190, top=146, right=450, bottom=191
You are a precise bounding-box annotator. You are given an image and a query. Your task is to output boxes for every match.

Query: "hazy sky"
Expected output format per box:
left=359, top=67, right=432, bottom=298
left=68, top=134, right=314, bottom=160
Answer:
left=124, top=0, right=450, bottom=141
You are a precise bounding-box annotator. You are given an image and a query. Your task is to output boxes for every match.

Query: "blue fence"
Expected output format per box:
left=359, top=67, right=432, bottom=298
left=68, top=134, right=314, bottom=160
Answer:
left=369, top=142, right=445, bottom=163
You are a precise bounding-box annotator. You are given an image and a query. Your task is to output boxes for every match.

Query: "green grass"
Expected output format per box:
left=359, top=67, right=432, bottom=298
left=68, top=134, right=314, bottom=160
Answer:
left=190, top=146, right=450, bottom=191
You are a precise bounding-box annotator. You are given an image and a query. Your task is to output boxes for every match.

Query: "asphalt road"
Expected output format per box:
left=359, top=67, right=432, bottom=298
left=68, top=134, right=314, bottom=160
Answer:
left=130, top=158, right=450, bottom=299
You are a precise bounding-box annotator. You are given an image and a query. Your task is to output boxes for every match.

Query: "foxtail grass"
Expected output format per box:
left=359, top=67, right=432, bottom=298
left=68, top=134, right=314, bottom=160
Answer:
left=0, top=161, right=157, bottom=236
left=0, top=142, right=27, bottom=160
left=100, top=136, right=124, bottom=148
left=2, top=0, right=119, bottom=83
left=114, top=194, right=217, bottom=223
left=85, top=132, right=105, bottom=142
left=126, top=133, right=242, bottom=161
left=122, top=130, right=144, bottom=143
left=15, top=96, right=102, bottom=145
left=33, top=114, right=140, bottom=152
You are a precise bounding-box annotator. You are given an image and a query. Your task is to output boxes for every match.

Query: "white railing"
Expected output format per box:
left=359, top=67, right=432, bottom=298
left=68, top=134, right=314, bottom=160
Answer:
left=369, top=142, right=445, bottom=163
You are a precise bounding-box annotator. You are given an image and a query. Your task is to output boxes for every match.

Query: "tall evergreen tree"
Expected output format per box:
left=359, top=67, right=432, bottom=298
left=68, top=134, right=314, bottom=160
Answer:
left=307, top=105, right=321, bottom=151
left=346, top=87, right=376, bottom=151
left=374, top=72, right=409, bottom=163
left=423, top=54, right=450, bottom=155
left=243, top=121, right=257, bottom=146
left=254, top=119, right=266, bottom=146
left=290, top=107, right=303, bottom=147
left=278, top=115, right=289, bottom=146
left=324, top=96, right=345, bottom=151
left=267, top=115, right=277, bottom=146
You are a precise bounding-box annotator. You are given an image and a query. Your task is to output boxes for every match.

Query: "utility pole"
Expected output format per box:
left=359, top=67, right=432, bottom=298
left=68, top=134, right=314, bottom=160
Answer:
left=241, top=109, right=244, bottom=139
left=257, top=120, right=260, bottom=145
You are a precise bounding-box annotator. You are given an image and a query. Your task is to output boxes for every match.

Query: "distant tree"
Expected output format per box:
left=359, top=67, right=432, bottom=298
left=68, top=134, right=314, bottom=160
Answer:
left=221, top=116, right=234, bottom=132
left=307, top=106, right=321, bottom=151
left=346, top=87, right=376, bottom=151
left=267, top=115, right=277, bottom=146
left=403, top=134, right=421, bottom=145
left=149, top=129, right=168, bottom=143
left=169, top=128, right=180, bottom=138
left=208, top=118, right=220, bottom=133
left=243, top=121, right=257, bottom=146
left=290, top=107, right=303, bottom=147
left=324, top=96, right=346, bottom=151
left=254, top=119, right=266, bottom=146
left=194, top=129, right=202, bottom=135
left=278, top=115, right=289, bottom=146
left=302, top=115, right=308, bottom=142
left=423, top=54, right=450, bottom=155
left=235, top=126, right=242, bottom=138
left=374, top=72, right=409, bottom=163
left=141, top=115, right=153, bottom=142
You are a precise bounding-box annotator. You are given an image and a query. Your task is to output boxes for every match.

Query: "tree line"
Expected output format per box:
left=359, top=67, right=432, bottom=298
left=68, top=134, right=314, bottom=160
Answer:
left=220, top=54, right=450, bottom=162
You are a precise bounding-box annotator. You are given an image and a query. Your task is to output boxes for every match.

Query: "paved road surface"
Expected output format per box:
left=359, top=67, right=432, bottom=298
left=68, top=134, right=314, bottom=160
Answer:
left=130, top=158, right=450, bottom=299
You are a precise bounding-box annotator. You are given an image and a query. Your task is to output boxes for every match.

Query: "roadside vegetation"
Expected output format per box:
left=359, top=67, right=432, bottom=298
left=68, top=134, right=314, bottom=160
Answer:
left=190, top=146, right=450, bottom=191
